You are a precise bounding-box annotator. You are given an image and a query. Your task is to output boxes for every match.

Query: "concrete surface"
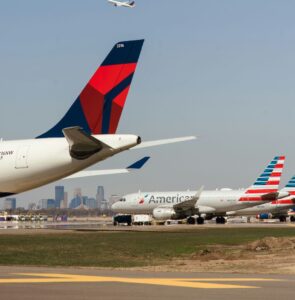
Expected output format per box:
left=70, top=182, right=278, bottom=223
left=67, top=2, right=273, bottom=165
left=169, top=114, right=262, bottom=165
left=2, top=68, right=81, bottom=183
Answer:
left=0, top=266, right=293, bottom=300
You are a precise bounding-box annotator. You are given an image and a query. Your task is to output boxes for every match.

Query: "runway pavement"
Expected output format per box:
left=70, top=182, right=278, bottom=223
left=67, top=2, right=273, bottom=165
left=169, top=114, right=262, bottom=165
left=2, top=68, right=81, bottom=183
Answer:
left=0, top=266, right=294, bottom=300
left=1, top=221, right=295, bottom=235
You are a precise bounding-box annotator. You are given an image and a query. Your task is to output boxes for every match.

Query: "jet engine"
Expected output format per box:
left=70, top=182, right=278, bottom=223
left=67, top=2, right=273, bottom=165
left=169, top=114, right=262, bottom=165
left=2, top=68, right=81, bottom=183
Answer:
left=152, top=207, right=176, bottom=220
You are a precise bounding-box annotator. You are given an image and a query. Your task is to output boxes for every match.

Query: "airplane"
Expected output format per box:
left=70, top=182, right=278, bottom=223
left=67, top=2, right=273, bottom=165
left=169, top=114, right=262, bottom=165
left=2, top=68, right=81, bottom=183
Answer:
left=226, top=175, right=295, bottom=222
left=0, top=39, right=195, bottom=198
left=108, top=0, right=135, bottom=8
left=111, top=156, right=288, bottom=224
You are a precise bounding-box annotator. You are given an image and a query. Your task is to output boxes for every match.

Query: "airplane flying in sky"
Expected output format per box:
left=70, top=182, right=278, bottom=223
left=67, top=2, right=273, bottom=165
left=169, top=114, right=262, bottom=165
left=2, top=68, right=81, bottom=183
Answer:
left=112, top=156, right=288, bottom=224
left=0, top=40, right=195, bottom=198
left=108, top=0, right=135, bottom=8
left=226, top=175, right=295, bottom=222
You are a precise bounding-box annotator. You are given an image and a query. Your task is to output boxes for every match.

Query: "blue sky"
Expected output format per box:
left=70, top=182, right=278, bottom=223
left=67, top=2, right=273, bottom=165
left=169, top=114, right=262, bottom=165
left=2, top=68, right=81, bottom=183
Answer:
left=1, top=0, right=295, bottom=206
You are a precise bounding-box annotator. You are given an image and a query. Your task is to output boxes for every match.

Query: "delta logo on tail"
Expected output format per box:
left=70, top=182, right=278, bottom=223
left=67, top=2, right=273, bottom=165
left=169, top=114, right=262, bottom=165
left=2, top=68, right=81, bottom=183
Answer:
left=38, top=40, right=144, bottom=138
left=239, top=156, right=285, bottom=202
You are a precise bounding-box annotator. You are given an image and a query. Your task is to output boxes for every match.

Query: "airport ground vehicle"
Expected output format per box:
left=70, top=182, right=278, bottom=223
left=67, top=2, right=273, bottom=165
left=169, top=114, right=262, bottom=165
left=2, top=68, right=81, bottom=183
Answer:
left=132, top=214, right=152, bottom=225
left=113, top=215, right=132, bottom=226
left=113, top=214, right=152, bottom=226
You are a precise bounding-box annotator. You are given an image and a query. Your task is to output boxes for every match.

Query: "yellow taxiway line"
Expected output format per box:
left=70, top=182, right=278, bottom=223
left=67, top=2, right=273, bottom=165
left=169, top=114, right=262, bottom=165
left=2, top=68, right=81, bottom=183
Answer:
left=0, top=273, right=282, bottom=289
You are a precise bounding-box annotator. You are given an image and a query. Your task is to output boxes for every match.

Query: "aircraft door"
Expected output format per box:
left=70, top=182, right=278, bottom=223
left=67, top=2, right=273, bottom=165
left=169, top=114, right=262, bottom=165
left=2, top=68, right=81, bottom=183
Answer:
left=15, top=146, right=30, bottom=169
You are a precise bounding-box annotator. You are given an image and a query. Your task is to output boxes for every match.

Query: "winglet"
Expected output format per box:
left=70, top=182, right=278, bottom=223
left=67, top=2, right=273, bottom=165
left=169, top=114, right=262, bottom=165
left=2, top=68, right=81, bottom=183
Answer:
left=195, top=185, right=204, bottom=199
left=127, top=156, right=150, bottom=169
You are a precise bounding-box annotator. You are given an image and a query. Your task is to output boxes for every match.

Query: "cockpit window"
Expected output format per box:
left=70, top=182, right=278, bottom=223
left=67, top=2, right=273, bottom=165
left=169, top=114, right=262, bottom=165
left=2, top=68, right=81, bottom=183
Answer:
left=119, top=198, right=126, bottom=202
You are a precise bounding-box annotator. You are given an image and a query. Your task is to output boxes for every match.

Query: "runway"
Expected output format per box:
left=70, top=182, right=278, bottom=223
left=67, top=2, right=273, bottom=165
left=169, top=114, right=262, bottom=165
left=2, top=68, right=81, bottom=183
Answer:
left=0, top=266, right=293, bottom=300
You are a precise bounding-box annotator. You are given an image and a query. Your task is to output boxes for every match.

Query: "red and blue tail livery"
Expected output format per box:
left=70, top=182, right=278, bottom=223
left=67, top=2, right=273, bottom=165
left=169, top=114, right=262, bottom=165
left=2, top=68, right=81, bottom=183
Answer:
left=240, top=156, right=285, bottom=201
left=38, top=39, right=144, bottom=138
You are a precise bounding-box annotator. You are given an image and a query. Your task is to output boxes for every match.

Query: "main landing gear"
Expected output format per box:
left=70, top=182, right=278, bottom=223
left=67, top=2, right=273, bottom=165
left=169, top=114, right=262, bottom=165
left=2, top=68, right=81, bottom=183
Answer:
left=186, top=216, right=205, bottom=225
left=197, top=217, right=205, bottom=225
left=187, top=217, right=196, bottom=225
left=216, top=216, right=226, bottom=224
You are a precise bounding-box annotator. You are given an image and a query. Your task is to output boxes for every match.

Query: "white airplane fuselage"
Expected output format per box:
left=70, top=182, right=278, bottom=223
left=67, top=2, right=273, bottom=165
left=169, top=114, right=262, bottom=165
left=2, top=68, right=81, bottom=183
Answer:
left=227, top=200, right=295, bottom=217
left=0, top=134, right=139, bottom=196
left=108, top=0, right=135, bottom=7
left=112, top=190, right=270, bottom=216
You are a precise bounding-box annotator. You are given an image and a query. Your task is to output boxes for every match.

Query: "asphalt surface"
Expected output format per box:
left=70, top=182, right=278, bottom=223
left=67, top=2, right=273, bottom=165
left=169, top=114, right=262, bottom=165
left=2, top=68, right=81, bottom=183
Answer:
left=1, top=220, right=295, bottom=234
left=0, top=266, right=294, bottom=300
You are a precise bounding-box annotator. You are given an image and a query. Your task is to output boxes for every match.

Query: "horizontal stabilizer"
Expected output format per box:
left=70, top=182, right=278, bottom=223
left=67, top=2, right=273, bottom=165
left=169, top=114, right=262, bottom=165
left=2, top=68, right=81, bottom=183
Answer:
left=132, top=136, right=196, bottom=150
left=127, top=156, right=150, bottom=169
left=65, top=156, right=150, bottom=179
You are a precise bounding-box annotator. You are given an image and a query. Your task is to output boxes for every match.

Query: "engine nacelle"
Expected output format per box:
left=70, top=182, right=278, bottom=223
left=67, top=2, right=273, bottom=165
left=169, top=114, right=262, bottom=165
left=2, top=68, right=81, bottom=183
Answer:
left=153, top=207, right=176, bottom=220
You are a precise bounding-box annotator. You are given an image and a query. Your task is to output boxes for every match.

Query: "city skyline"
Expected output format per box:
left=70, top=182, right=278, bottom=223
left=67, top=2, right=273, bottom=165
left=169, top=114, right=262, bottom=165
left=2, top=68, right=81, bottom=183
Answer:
left=0, top=185, right=115, bottom=211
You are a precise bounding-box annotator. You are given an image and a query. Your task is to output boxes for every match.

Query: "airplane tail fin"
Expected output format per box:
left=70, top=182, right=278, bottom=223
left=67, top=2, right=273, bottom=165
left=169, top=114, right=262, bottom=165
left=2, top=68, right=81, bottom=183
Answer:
left=38, top=39, right=144, bottom=138
left=282, top=176, right=295, bottom=196
left=240, top=156, right=285, bottom=202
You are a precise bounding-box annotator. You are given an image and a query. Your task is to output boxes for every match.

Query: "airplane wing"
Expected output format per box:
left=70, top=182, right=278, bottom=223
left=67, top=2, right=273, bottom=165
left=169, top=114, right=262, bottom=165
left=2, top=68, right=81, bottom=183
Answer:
left=64, top=127, right=196, bottom=155
left=173, top=186, right=203, bottom=213
left=65, top=156, right=150, bottom=179
left=132, top=136, right=196, bottom=150
left=261, top=191, right=290, bottom=201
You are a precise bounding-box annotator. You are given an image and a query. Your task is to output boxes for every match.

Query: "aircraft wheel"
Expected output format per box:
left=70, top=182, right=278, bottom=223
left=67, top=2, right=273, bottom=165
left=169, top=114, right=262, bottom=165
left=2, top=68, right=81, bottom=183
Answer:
left=197, top=217, right=204, bottom=225
left=187, top=217, right=196, bottom=225
left=216, top=216, right=226, bottom=224
left=279, top=216, right=287, bottom=223
left=291, top=216, right=295, bottom=223
left=220, top=217, right=226, bottom=224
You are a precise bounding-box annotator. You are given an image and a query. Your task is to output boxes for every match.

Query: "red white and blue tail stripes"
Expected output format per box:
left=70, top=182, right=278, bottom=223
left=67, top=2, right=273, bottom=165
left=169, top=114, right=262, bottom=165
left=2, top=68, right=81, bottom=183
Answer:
left=38, top=40, right=144, bottom=138
left=239, top=156, right=285, bottom=202
left=284, top=176, right=295, bottom=190
left=274, top=175, right=295, bottom=206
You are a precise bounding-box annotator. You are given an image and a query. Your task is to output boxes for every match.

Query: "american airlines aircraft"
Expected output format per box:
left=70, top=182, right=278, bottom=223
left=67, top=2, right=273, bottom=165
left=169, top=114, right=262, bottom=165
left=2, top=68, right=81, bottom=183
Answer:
left=112, top=156, right=288, bottom=224
left=0, top=40, right=195, bottom=198
left=226, top=175, right=295, bottom=222
left=108, top=0, right=135, bottom=8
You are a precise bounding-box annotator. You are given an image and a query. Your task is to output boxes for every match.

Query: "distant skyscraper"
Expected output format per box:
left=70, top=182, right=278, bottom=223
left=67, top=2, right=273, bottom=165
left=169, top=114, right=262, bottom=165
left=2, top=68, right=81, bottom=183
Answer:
left=40, top=199, right=48, bottom=209
left=96, top=186, right=104, bottom=209
left=4, top=198, right=16, bottom=210
left=85, top=197, right=96, bottom=209
left=55, top=186, right=64, bottom=208
left=41, top=199, right=56, bottom=209
left=61, top=192, right=68, bottom=209
left=69, top=197, right=81, bottom=209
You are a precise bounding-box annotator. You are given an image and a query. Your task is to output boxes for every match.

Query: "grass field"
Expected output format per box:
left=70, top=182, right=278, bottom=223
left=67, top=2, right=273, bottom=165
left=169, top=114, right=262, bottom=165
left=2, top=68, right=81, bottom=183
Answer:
left=0, top=228, right=295, bottom=267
